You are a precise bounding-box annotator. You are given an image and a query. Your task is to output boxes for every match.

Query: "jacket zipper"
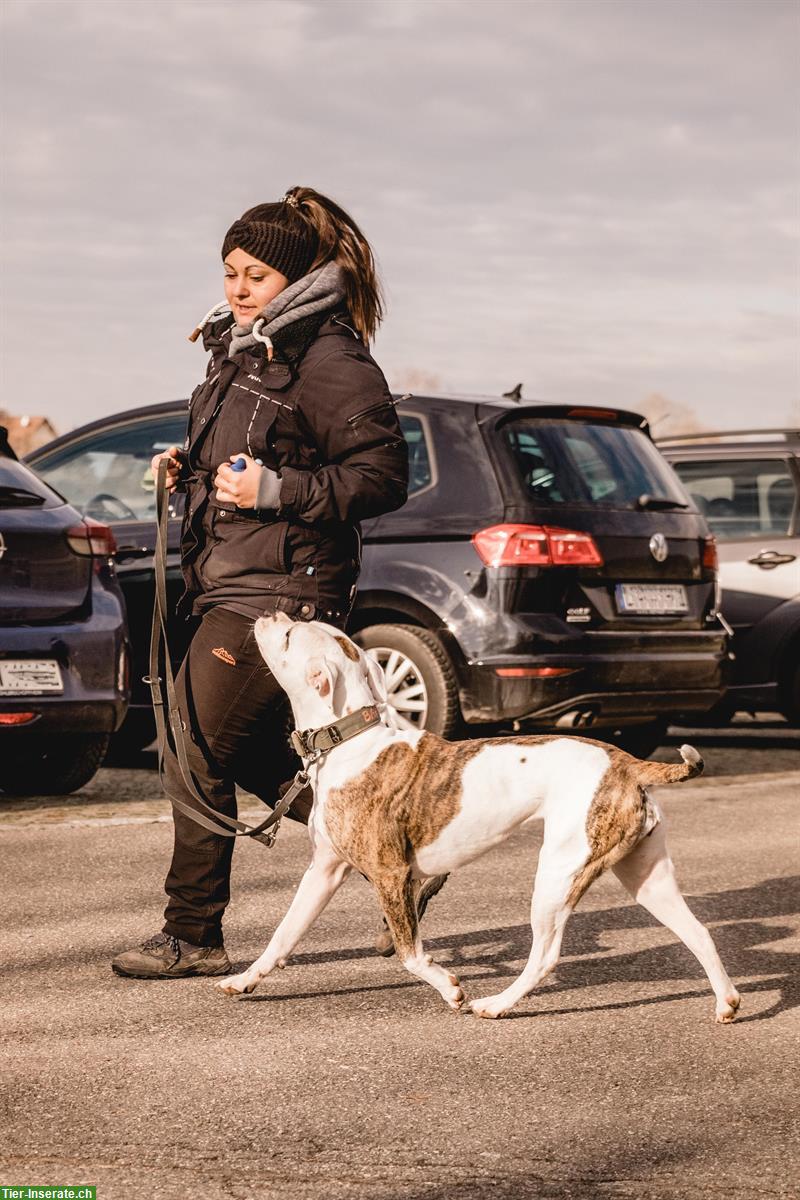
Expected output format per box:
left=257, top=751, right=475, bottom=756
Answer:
left=347, top=399, right=397, bottom=426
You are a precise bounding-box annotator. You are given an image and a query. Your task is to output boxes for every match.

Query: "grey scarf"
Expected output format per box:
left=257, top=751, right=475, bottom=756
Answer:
left=227, top=261, right=346, bottom=358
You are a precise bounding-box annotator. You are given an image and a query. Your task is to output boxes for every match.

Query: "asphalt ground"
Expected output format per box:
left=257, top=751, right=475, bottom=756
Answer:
left=1, top=718, right=798, bottom=1200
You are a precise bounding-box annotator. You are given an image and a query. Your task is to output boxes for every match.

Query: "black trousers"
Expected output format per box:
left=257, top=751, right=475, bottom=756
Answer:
left=161, top=606, right=299, bottom=947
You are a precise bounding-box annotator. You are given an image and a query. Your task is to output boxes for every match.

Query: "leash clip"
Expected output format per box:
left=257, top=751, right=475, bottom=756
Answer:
left=290, top=729, right=308, bottom=757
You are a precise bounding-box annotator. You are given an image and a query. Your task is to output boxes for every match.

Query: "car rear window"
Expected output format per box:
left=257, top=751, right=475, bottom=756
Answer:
left=502, top=419, right=689, bottom=509
left=0, top=459, right=61, bottom=508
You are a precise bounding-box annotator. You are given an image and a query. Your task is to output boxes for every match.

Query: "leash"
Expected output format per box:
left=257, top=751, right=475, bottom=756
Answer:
left=146, top=462, right=384, bottom=847
left=146, top=460, right=307, bottom=848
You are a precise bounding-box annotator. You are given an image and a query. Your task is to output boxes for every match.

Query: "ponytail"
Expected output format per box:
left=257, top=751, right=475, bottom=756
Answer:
left=282, top=187, right=384, bottom=344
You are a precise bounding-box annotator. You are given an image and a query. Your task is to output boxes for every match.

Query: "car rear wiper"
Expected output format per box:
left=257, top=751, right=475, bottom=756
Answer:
left=0, top=486, right=46, bottom=507
left=635, top=493, right=689, bottom=511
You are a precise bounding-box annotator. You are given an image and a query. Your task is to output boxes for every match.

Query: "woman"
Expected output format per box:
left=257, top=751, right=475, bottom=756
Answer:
left=112, top=188, right=408, bottom=979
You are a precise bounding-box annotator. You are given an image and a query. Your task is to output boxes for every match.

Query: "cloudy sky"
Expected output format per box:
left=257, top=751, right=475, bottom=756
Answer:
left=1, top=0, right=798, bottom=435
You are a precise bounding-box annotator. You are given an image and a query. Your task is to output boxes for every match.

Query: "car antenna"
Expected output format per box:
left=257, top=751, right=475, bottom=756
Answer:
left=503, top=383, right=523, bottom=402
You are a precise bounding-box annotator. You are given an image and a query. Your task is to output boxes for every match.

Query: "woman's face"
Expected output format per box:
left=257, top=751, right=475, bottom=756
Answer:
left=223, top=248, right=290, bottom=325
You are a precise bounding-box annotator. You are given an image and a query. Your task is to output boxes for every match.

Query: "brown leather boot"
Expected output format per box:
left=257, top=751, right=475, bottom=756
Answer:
left=111, top=932, right=231, bottom=979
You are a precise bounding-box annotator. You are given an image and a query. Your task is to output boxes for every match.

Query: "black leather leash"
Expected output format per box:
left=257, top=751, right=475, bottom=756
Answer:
left=146, top=460, right=307, bottom=848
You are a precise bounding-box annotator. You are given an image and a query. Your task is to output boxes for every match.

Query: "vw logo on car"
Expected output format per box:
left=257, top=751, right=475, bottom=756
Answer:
left=649, top=532, right=669, bottom=562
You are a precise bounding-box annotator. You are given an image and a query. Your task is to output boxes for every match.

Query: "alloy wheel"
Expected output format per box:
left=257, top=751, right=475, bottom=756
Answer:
left=368, top=645, right=429, bottom=730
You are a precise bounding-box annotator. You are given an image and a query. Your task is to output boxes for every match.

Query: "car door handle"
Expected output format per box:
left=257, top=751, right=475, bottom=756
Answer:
left=115, top=544, right=153, bottom=562
left=747, top=549, right=797, bottom=569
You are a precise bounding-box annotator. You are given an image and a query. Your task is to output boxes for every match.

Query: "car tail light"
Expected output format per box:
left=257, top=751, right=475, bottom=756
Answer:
left=472, top=524, right=604, bottom=568
left=0, top=711, right=38, bottom=725
left=66, top=520, right=117, bottom=565
left=495, top=667, right=577, bottom=678
left=702, top=535, right=718, bottom=571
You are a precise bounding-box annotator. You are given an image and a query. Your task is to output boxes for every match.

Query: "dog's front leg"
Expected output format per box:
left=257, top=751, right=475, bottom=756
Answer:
left=216, top=846, right=351, bottom=997
left=373, top=869, right=464, bottom=1011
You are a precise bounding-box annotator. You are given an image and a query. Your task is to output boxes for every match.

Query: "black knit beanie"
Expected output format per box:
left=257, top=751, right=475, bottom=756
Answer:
left=221, top=199, right=318, bottom=282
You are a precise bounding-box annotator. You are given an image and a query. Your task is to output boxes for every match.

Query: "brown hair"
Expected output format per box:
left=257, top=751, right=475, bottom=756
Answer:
left=282, top=186, right=384, bottom=343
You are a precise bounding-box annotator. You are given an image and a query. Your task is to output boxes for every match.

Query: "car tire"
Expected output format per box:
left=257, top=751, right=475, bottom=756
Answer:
left=0, top=732, right=111, bottom=796
left=354, top=624, right=461, bottom=738
left=593, top=717, right=670, bottom=761
left=106, top=710, right=157, bottom=763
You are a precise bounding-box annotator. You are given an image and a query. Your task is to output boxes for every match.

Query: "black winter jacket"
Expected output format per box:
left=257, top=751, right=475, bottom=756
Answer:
left=178, top=311, right=408, bottom=622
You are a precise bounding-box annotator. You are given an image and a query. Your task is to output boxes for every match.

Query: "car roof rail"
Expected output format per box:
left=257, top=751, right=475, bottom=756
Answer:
left=656, top=427, right=800, bottom=446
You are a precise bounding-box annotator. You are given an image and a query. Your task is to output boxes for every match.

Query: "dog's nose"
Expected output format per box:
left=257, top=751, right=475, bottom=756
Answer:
left=255, top=615, right=278, bottom=635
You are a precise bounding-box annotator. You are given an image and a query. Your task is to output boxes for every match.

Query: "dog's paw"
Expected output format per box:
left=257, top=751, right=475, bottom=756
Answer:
left=715, top=992, right=741, bottom=1024
left=441, top=972, right=465, bottom=1011
left=469, top=995, right=508, bottom=1020
left=215, top=973, right=257, bottom=997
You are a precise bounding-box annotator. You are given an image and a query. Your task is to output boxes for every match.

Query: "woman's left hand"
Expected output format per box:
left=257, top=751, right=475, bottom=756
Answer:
left=214, top=454, right=262, bottom=508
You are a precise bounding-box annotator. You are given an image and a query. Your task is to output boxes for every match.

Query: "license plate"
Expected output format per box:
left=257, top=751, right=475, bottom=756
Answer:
left=615, top=584, right=689, bottom=614
left=0, top=659, right=64, bottom=694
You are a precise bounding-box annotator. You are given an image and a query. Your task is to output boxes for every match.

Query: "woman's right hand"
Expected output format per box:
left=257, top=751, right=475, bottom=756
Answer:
left=150, top=445, right=185, bottom=492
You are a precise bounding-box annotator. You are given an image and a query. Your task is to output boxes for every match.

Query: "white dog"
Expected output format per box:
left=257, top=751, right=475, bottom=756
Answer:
left=217, top=613, right=740, bottom=1022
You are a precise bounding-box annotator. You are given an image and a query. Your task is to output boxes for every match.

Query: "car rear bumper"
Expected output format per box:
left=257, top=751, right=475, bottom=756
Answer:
left=455, top=626, right=729, bottom=727
left=0, top=614, right=129, bottom=734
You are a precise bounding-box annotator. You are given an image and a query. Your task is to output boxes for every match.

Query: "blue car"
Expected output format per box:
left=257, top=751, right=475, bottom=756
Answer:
left=0, top=428, right=129, bottom=794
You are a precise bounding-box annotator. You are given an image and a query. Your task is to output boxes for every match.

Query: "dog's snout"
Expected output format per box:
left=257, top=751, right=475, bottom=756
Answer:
left=255, top=612, right=291, bottom=635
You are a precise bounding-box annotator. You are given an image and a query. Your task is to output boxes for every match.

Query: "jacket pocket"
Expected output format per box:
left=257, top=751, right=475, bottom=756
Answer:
left=198, top=518, right=291, bottom=591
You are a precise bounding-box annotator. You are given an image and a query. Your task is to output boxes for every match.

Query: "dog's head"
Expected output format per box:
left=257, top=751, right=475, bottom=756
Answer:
left=253, top=613, right=389, bottom=727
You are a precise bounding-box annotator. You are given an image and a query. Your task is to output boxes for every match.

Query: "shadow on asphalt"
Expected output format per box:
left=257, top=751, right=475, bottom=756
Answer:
left=233, top=874, right=799, bottom=1025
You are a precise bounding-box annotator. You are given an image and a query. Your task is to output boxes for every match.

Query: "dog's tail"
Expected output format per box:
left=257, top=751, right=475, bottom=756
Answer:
left=635, top=743, right=704, bottom=786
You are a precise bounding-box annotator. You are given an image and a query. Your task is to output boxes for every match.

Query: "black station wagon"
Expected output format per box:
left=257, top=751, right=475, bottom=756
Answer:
left=28, top=395, right=728, bottom=759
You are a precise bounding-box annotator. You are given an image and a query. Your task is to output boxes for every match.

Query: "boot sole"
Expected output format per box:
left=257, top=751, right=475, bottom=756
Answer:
left=111, top=959, right=231, bottom=980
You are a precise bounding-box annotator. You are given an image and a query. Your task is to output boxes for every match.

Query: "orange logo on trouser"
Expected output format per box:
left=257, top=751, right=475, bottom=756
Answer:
left=211, top=647, right=236, bottom=666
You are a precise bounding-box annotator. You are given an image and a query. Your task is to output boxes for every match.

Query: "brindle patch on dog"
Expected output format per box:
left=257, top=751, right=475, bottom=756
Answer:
left=324, top=734, right=487, bottom=877
left=566, top=748, right=653, bottom=908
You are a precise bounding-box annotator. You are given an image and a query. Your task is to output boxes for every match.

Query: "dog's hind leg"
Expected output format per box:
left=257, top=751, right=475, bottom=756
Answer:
left=372, top=868, right=465, bottom=1011
left=216, top=844, right=352, bottom=997
left=470, top=848, right=581, bottom=1019
left=612, top=821, right=740, bottom=1023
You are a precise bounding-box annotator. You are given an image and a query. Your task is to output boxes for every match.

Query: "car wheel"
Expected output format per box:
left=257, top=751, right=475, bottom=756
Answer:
left=354, top=624, right=461, bottom=737
left=0, top=732, right=110, bottom=796
left=593, top=718, right=669, bottom=761
left=105, top=710, right=157, bottom=764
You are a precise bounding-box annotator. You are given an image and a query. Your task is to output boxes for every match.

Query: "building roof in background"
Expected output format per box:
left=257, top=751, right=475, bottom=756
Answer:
left=0, top=412, right=58, bottom=457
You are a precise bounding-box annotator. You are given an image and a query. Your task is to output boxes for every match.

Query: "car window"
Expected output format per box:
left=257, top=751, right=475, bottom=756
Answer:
left=399, top=413, right=434, bottom=495
left=671, top=458, right=797, bottom=539
left=32, top=415, right=187, bottom=523
left=503, top=419, right=688, bottom=508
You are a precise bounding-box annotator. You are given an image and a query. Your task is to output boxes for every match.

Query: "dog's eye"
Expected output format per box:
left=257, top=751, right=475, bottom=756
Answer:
left=283, top=630, right=291, bottom=648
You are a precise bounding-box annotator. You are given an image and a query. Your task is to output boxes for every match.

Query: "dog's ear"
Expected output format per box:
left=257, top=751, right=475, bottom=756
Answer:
left=363, top=650, right=388, bottom=706
left=306, top=656, right=337, bottom=705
